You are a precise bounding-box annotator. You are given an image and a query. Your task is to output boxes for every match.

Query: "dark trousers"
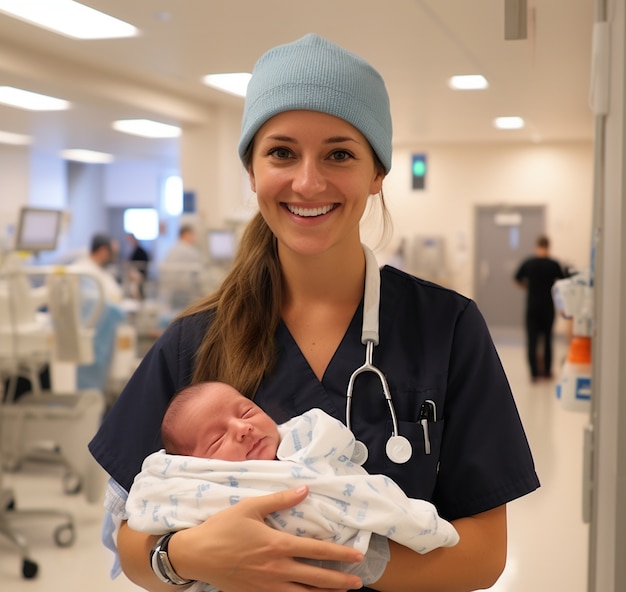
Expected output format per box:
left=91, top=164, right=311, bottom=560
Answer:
left=525, top=312, right=555, bottom=378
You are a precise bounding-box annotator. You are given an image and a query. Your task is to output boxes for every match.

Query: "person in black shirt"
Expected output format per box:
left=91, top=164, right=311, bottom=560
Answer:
left=126, top=233, right=150, bottom=299
left=514, top=235, right=565, bottom=381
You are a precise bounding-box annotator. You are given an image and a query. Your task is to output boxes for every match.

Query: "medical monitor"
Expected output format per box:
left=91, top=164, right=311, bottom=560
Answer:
left=14, top=207, right=63, bottom=252
left=207, top=228, right=236, bottom=263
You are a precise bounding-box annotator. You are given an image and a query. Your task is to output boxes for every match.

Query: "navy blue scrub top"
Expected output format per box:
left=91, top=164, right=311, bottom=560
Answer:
left=90, top=265, right=539, bottom=523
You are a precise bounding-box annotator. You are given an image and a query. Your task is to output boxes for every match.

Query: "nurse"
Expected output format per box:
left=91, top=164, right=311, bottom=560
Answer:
left=89, top=33, right=540, bottom=592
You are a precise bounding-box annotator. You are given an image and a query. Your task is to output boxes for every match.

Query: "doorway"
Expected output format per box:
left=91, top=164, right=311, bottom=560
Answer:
left=474, top=205, right=545, bottom=330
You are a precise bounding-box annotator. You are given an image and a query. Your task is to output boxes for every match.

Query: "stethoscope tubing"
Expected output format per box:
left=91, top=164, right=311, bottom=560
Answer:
left=345, top=245, right=412, bottom=464
left=345, top=340, right=401, bottom=439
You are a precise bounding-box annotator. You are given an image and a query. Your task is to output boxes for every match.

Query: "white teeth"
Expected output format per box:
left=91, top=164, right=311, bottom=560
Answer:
left=287, top=204, right=335, bottom=217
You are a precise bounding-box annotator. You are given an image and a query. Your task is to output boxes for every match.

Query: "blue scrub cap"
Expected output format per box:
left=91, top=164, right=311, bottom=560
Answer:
left=238, top=33, right=393, bottom=173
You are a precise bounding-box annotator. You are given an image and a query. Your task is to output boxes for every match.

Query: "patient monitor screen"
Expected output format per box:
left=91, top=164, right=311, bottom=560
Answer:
left=15, top=207, right=63, bottom=252
left=207, top=229, right=236, bottom=263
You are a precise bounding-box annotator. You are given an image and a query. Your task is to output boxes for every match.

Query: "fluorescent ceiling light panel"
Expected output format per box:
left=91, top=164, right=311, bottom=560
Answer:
left=202, top=73, right=252, bottom=97
left=60, top=149, right=115, bottom=163
left=0, top=0, right=138, bottom=39
left=448, top=75, right=488, bottom=90
left=494, top=116, right=525, bottom=130
left=0, top=130, right=32, bottom=145
left=0, top=86, right=70, bottom=110
left=112, top=119, right=181, bottom=138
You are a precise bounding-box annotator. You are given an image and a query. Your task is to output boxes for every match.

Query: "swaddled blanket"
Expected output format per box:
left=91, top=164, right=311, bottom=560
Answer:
left=127, top=409, right=459, bottom=590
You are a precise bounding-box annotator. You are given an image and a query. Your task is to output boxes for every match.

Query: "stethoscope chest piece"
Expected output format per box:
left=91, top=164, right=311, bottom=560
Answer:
left=386, top=435, right=412, bottom=464
left=351, top=440, right=369, bottom=465
left=351, top=434, right=412, bottom=466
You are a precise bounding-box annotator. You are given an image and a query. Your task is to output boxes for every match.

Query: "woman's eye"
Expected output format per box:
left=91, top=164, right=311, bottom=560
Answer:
left=268, top=147, right=292, bottom=159
left=330, top=150, right=353, bottom=161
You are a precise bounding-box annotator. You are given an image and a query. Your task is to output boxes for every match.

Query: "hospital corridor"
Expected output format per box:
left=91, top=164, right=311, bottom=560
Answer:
left=1, top=1, right=625, bottom=590
left=0, top=330, right=590, bottom=592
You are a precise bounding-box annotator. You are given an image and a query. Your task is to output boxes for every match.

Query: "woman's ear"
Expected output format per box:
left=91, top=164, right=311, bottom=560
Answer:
left=369, top=169, right=385, bottom=196
left=248, top=167, right=257, bottom=193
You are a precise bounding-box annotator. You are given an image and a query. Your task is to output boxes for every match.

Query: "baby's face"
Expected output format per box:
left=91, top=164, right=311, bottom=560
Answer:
left=183, top=384, right=280, bottom=461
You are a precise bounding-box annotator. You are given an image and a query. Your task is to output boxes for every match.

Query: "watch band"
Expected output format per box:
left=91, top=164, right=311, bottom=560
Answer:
left=150, top=532, right=195, bottom=586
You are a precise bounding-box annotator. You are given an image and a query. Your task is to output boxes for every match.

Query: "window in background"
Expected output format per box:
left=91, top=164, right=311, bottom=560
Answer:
left=123, top=208, right=159, bottom=241
left=163, top=175, right=183, bottom=216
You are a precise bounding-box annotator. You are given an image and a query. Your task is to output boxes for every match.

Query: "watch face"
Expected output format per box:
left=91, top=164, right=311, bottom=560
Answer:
left=152, top=533, right=194, bottom=586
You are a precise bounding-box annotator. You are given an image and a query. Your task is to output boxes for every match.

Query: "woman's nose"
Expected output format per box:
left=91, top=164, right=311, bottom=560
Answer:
left=291, top=157, right=327, bottom=196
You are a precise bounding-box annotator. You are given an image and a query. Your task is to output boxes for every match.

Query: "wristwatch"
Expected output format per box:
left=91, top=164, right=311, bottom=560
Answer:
left=150, top=532, right=196, bottom=586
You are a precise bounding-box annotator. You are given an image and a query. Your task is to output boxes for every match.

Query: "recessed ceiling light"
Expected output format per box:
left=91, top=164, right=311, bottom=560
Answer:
left=494, top=116, right=525, bottom=130
left=0, top=0, right=138, bottom=39
left=112, top=119, right=181, bottom=138
left=0, top=130, right=31, bottom=145
left=0, top=86, right=70, bottom=111
left=448, top=75, right=489, bottom=90
left=60, top=149, right=115, bottom=163
left=202, top=73, right=252, bottom=98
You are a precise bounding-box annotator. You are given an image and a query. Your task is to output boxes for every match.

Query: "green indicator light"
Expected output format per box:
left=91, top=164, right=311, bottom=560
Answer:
left=412, top=159, right=426, bottom=177
left=411, top=154, right=427, bottom=190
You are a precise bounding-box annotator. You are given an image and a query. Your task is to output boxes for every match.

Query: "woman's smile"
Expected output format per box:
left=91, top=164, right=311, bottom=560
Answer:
left=283, top=203, right=339, bottom=218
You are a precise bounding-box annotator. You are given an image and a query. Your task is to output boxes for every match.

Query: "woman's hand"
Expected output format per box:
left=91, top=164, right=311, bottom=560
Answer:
left=154, top=485, right=363, bottom=592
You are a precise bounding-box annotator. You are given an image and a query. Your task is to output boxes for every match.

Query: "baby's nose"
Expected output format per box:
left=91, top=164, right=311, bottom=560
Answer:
left=234, top=421, right=253, bottom=441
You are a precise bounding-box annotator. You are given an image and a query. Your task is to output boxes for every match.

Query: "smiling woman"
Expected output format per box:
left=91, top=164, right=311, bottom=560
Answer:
left=89, top=33, right=539, bottom=592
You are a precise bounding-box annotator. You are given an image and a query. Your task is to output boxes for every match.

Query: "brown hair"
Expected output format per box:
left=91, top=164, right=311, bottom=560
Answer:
left=536, top=235, right=550, bottom=249
left=181, top=145, right=390, bottom=399
left=182, top=212, right=281, bottom=397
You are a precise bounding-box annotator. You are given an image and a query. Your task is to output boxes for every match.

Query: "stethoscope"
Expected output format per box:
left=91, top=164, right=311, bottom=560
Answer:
left=345, top=246, right=413, bottom=465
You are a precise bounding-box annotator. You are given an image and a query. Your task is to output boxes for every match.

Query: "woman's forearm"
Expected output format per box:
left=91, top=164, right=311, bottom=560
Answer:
left=373, top=505, right=507, bottom=592
left=118, top=522, right=189, bottom=592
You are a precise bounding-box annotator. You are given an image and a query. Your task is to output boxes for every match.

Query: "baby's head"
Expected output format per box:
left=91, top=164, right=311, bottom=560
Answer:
left=161, top=381, right=280, bottom=461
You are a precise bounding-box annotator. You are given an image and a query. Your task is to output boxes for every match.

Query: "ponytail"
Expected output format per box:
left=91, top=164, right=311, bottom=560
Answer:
left=182, top=212, right=282, bottom=397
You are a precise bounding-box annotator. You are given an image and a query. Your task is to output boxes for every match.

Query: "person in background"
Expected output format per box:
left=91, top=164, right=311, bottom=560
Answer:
left=163, top=224, right=204, bottom=265
left=126, top=233, right=150, bottom=299
left=159, top=225, right=206, bottom=311
left=72, top=233, right=122, bottom=304
left=90, top=33, right=539, bottom=592
left=514, top=234, right=565, bottom=382
left=127, top=233, right=150, bottom=277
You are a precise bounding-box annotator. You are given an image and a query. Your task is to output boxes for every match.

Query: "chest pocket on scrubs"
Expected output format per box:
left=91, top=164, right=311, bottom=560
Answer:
left=383, top=416, right=444, bottom=500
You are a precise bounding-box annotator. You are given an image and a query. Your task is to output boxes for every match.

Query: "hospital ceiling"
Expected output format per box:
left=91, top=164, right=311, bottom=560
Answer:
left=0, top=0, right=595, bottom=168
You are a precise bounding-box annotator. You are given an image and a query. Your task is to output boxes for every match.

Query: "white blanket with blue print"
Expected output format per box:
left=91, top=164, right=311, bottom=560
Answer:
left=127, top=408, right=458, bottom=558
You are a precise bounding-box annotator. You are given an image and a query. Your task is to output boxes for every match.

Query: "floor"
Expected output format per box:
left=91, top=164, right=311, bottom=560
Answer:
left=0, top=331, right=590, bottom=591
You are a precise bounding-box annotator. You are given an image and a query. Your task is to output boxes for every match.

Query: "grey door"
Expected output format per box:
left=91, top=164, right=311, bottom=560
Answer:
left=474, top=205, right=545, bottom=329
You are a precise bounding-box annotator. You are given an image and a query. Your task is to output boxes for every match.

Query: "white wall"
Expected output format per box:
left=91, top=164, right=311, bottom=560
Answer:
left=0, top=145, right=30, bottom=247
left=29, top=151, right=67, bottom=209
left=180, top=105, right=257, bottom=231
left=382, top=142, right=593, bottom=298
left=104, top=160, right=163, bottom=207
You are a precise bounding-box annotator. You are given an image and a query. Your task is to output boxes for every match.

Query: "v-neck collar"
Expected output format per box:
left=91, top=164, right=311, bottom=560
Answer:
left=278, top=290, right=364, bottom=380
left=253, top=300, right=365, bottom=426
